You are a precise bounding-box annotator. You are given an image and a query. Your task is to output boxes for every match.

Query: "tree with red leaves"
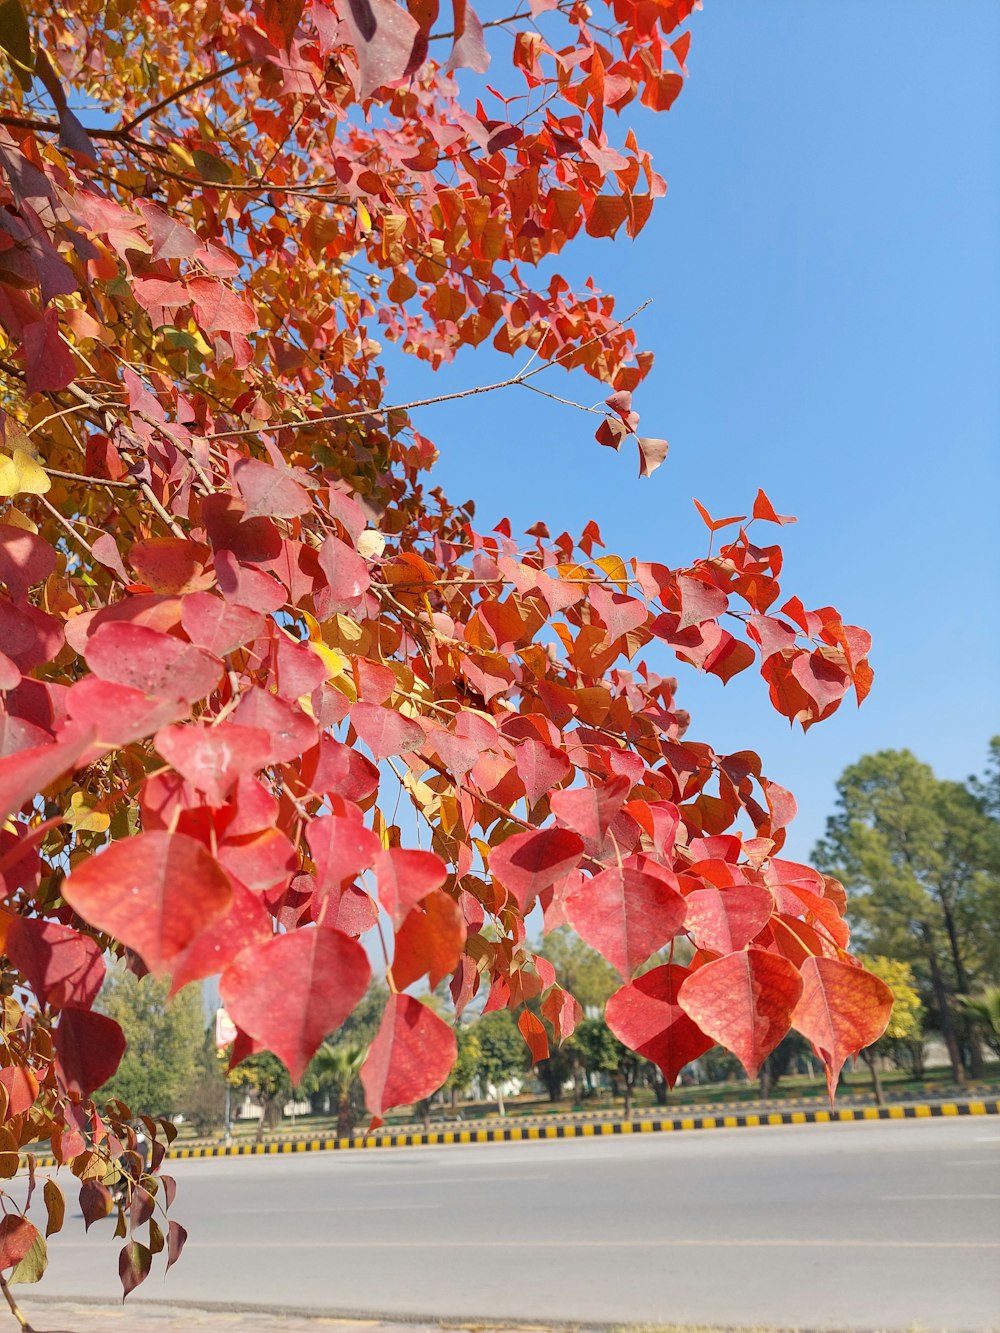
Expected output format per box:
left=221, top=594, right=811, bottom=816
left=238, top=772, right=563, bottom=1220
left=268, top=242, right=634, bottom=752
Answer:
left=0, top=0, right=890, bottom=1309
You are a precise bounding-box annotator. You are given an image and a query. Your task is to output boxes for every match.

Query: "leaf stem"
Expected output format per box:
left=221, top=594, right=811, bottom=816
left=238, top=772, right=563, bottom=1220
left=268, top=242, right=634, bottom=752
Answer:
left=0, top=1274, right=36, bottom=1333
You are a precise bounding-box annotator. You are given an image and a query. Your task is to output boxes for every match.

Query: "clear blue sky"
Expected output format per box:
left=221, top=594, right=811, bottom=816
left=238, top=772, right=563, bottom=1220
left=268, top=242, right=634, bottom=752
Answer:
left=381, top=0, right=999, bottom=861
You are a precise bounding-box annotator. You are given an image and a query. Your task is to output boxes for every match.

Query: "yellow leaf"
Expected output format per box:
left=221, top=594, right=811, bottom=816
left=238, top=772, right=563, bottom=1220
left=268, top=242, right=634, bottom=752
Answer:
left=2, top=507, right=37, bottom=532
left=357, top=200, right=372, bottom=234
left=0, top=450, right=50, bottom=497
left=66, top=792, right=110, bottom=834
left=167, top=142, right=196, bottom=173
left=595, top=554, right=629, bottom=591
left=309, top=641, right=343, bottom=679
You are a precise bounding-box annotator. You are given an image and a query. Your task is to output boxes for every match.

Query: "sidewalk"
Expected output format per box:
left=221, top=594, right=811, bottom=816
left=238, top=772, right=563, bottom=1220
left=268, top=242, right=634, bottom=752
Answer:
left=18, top=1300, right=550, bottom=1333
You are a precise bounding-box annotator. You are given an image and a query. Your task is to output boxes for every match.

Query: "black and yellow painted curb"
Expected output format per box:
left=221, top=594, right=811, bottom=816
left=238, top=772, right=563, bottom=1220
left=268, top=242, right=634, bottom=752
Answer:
left=22, top=1098, right=1000, bottom=1171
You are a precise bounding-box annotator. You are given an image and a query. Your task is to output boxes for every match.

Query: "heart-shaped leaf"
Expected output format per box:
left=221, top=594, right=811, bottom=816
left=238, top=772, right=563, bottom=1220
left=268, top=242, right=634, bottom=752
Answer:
left=220, top=928, right=371, bottom=1082
left=62, top=831, right=232, bottom=976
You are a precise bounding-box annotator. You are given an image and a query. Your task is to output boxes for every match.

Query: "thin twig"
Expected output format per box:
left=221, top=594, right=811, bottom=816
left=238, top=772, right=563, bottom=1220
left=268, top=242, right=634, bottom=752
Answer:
left=121, top=60, right=252, bottom=132
left=206, top=300, right=652, bottom=441
left=0, top=1272, right=36, bottom=1332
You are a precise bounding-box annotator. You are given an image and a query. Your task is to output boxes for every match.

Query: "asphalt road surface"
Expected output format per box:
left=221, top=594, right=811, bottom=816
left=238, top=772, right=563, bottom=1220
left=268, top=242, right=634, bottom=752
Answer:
left=26, top=1118, right=1000, bottom=1331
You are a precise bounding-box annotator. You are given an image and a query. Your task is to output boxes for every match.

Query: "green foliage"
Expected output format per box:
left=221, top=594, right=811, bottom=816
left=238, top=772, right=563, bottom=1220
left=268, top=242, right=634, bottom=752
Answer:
left=96, top=968, right=204, bottom=1118
left=958, top=987, right=1000, bottom=1056
left=475, top=1011, right=527, bottom=1087
left=176, top=1025, right=227, bottom=1135
left=538, top=929, right=618, bottom=1011
left=813, top=744, right=999, bottom=1076
left=863, top=956, right=923, bottom=1043
left=572, top=1017, right=628, bottom=1077
left=445, top=1023, right=482, bottom=1097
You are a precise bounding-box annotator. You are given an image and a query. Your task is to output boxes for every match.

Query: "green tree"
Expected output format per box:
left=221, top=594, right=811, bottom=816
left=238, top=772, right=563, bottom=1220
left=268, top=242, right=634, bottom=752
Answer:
left=474, top=1012, right=527, bottom=1116
left=228, top=1051, right=294, bottom=1145
left=959, top=987, right=1000, bottom=1059
left=445, top=1024, right=482, bottom=1109
left=176, top=1025, right=227, bottom=1135
left=814, top=747, right=999, bottom=1082
left=570, top=1017, right=642, bottom=1115
left=859, top=956, right=924, bottom=1105
left=538, top=929, right=618, bottom=1012
left=308, top=1043, right=366, bottom=1138
left=96, top=969, right=203, bottom=1118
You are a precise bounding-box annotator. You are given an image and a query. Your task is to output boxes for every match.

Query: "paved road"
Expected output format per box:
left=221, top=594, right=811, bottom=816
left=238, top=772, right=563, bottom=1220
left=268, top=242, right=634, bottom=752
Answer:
left=24, top=1119, right=1000, bottom=1331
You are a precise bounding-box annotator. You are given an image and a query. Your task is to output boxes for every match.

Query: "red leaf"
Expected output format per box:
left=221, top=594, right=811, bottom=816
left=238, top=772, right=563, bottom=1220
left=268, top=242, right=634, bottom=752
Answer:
left=233, top=458, right=311, bottom=519
left=374, top=847, right=447, bottom=927
left=180, top=593, right=265, bottom=657
left=677, top=949, right=803, bottom=1079
left=692, top=499, right=746, bottom=533
left=309, top=814, right=381, bottom=897
left=79, top=1180, right=113, bottom=1230
left=392, top=890, right=466, bottom=990
left=565, top=866, right=686, bottom=979
left=263, top=0, right=306, bottom=49
left=450, top=0, right=489, bottom=73
left=218, top=826, right=297, bottom=890
left=0, top=525, right=56, bottom=599
left=514, top=738, right=571, bottom=804
left=220, top=929, right=371, bottom=1082
left=6, top=918, right=105, bottom=1009
left=66, top=678, right=186, bottom=752
left=550, top=776, right=630, bottom=853
left=0, top=731, right=90, bottom=822
left=54, top=1008, right=126, bottom=1096
left=339, top=0, right=421, bottom=98
left=541, top=986, right=582, bottom=1044
left=188, top=278, right=256, bottom=335
left=0, top=1217, right=39, bottom=1272
left=119, top=1240, right=152, bottom=1299
left=752, top=488, right=796, bottom=525
left=84, top=623, right=222, bottom=702
left=305, top=736, right=379, bottom=802
left=595, top=416, right=627, bottom=450
left=231, top=688, right=316, bottom=764
left=792, top=956, right=894, bottom=1098
left=154, top=722, right=271, bottom=806
left=588, top=585, right=648, bottom=643
left=129, top=538, right=210, bottom=594
left=166, top=1220, right=188, bottom=1272
left=62, top=832, right=233, bottom=977
left=351, top=701, right=423, bottom=759
left=676, top=574, right=729, bottom=630
left=316, top=883, right=378, bottom=936
left=167, top=878, right=270, bottom=996
left=606, top=964, right=714, bottom=1088
left=272, top=637, right=327, bottom=700
left=317, top=535, right=371, bottom=613
left=489, top=827, right=584, bottom=913
left=23, top=309, right=75, bottom=395
left=0, top=1065, right=38, bottom=1116
left=518, top=1009, right=549, bottom=1064
left=683, top=884, right=774, bottom=955
left=360, top=993, right=456, bottom=1116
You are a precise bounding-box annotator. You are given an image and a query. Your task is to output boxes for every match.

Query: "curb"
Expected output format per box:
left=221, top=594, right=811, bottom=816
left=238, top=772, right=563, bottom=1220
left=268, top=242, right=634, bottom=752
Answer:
left=22, top=1099, right=1000, bottom=1170
left=167, top=1082, right=1000, bottom=1151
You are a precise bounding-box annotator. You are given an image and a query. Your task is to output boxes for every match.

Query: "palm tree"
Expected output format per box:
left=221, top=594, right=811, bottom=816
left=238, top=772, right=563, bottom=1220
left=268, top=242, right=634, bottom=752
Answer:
left=958, top=988, right=1000, bottom=1059
left=310, top=1042, right=366, bottom=1137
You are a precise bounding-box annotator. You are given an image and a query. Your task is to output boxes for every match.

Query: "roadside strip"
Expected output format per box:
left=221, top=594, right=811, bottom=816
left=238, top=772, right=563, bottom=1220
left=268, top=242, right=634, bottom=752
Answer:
left=22, top=1098, right=1000, bottom=1170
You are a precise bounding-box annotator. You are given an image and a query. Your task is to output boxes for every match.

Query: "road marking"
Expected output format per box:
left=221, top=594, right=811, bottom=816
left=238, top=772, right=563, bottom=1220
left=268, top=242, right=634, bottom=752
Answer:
left=52, top=1238, right=1000, bottom=1251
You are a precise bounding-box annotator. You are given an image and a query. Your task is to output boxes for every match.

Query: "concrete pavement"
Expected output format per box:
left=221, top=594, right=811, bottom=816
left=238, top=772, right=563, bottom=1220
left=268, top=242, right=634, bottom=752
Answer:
left=19, top=1118, right=1000, bottom=1332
